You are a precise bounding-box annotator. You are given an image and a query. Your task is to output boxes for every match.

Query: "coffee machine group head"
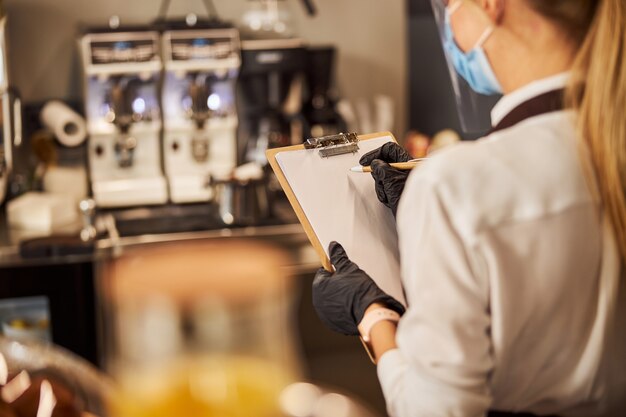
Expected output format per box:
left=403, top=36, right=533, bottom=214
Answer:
left=80, top=29, right=168, bottom=208
left=161, top=25, right=241, bottom=203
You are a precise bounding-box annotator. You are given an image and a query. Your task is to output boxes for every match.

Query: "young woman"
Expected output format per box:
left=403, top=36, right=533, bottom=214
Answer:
left=313, top=0, right=626, bottom=416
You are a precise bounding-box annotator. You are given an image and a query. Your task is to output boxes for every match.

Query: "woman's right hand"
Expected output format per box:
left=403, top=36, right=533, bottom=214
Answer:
left=359, top=142, right=412, bottom=216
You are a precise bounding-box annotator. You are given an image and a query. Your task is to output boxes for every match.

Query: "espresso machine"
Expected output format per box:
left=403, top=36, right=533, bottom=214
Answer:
left=161, top=25, right=241, bottom=203
left=302, top=46, right=346, bottom=139
left=238, top=38, right=307, bottom=165
left=80, top=29, right=168, bottom=208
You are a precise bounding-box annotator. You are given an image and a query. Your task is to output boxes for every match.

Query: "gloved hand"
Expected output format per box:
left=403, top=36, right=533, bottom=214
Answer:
left=312, top=242, right=405, bottom=336
left=359, top=142, right=412, bottom=216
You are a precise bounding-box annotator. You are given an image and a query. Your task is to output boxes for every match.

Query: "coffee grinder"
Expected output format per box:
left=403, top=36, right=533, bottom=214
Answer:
left=161, top=24, right=241, bottom=203
left=80, top=29, right=168, bottom=208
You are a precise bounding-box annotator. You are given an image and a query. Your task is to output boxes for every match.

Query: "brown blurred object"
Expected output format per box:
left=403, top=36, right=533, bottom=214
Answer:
left=403, top=130, right=431, bottom=158
left=8, top=373, right=81, bottom=417
left=0, top=402, right=17, bottom=417
left=0, top=338, right=111, bottom=417
left=30, top=131, right=57, bottom=166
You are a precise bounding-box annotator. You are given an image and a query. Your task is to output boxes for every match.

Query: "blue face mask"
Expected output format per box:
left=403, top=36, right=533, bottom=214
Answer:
left=443, top=3, right=502, bottom=96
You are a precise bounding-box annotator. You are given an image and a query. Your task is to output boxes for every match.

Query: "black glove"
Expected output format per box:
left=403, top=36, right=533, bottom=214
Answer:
left=312, top=242, right=405, bottom=336
left=359, top=143, right=412, bottom=216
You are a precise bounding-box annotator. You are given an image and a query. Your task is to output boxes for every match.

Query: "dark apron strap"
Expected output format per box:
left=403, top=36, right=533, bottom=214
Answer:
left=490, top=89, right=565, bottom=134
left=488, top=412, right=561, bottom=417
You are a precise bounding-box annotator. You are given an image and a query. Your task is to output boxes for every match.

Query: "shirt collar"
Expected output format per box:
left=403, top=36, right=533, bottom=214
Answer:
left=491, top=72, right=570, bottom=127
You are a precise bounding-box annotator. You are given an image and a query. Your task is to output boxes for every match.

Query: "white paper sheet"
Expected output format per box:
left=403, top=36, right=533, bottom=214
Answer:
left=276, top=136, right=405, bottom=305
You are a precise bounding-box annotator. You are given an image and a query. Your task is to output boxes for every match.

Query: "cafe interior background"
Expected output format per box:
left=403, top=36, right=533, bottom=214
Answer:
left=0, top=0, right=497, bottom=416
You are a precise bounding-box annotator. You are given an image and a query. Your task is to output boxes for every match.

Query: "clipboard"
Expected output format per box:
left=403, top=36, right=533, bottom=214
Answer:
left=267, top=132, right=405, bottom=306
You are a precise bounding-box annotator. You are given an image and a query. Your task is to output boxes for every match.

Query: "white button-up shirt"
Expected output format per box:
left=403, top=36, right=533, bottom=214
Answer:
left=378, top=73, right=626, bottom=417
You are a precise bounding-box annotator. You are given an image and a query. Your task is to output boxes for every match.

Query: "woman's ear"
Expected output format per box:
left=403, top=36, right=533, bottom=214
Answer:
left=480, top=0, right=505, bottom=24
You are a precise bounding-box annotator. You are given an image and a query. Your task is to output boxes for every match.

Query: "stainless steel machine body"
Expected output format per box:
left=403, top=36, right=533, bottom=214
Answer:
left=80, top=30, right=168, bottom=208
left=161, top=27, right=241, bottom=203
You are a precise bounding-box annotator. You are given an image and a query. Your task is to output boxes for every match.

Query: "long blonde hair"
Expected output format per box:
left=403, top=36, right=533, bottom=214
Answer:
left=528, top=0, right=626, bottom=261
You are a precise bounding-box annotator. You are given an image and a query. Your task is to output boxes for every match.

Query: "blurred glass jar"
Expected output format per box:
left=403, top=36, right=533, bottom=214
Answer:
left=99, top=240, right=299, bottom=417
left=240, top=0, right=298, bottom=40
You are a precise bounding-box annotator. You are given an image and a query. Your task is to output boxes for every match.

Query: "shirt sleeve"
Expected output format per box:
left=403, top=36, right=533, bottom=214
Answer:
left=377, top=169, right=494, bottom=417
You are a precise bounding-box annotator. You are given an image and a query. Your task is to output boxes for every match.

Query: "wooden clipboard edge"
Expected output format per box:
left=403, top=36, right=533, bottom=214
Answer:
left=266, top=131, right=398, bottom=272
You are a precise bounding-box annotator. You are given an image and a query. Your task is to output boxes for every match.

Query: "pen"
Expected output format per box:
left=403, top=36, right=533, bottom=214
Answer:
left=349, top=158, right=427, bottom=173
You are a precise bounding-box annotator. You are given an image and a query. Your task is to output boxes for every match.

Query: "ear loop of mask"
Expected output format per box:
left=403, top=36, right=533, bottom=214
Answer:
left=448, top=0, right=463, bottom=15
left=447, top=0, right=496, bottom=51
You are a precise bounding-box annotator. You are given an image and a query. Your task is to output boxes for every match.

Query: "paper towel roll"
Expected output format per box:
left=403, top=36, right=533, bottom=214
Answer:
left=40, top=100, right=87, bottom=147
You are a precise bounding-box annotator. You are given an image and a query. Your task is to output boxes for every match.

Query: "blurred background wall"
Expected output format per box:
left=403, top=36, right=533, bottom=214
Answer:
left=4, top=0, right=408, bottom=136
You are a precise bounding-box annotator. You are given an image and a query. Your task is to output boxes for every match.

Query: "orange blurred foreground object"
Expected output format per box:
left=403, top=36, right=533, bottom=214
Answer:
left=100, top=240, right=299, bottom=417
left=105, top=240, right=292, bottom=306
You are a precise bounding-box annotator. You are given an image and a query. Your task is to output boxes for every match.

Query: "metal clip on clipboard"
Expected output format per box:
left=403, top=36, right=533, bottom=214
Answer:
left=304, top=132, right=359, bottom=158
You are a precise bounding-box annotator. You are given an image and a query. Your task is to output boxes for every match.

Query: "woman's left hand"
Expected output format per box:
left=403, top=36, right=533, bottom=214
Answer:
left=312, top=241, right=405, bottom=336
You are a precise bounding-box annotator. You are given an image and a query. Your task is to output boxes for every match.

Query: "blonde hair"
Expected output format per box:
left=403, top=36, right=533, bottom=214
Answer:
left=528, top=0, right=626, bottom=262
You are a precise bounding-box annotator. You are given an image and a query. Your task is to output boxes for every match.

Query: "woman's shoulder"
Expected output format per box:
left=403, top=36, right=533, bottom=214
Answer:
left=418, top=111, right=577, bottom=182
left=405, top=113, right=592, bottom=239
